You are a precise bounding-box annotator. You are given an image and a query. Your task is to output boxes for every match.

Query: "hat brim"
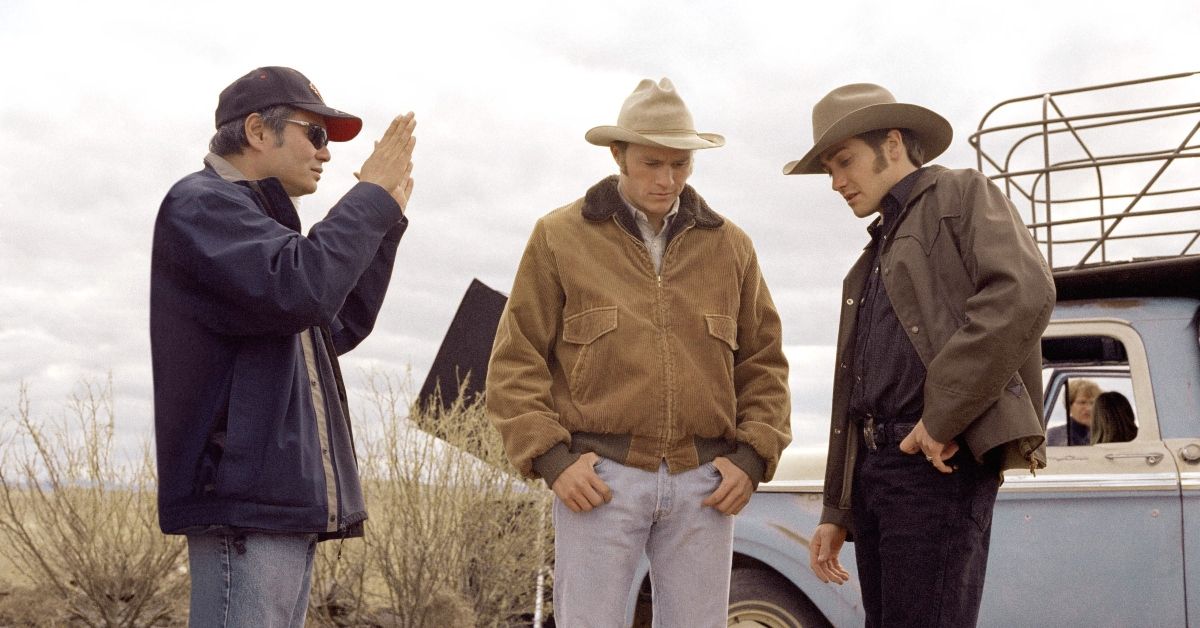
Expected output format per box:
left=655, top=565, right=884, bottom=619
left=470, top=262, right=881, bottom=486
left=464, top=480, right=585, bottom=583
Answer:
left=585, top=126, right=725, bottom=150
left=782, top=103, right=952, bottom=175
left=294, top=103, right=363, bottom=142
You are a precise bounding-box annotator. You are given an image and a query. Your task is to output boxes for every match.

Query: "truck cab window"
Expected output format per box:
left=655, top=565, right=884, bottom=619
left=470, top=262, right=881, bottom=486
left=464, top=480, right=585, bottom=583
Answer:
left=1042, top=335, right=1140, bottom=446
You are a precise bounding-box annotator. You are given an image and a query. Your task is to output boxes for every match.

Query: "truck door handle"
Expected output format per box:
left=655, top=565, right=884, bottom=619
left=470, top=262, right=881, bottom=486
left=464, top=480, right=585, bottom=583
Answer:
left=1105, top=452, right=1164, bottom=465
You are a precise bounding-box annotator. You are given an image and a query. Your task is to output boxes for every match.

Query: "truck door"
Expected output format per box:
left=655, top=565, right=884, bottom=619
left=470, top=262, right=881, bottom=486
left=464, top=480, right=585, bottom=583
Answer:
left=979, top=319, right=1184, bottom=626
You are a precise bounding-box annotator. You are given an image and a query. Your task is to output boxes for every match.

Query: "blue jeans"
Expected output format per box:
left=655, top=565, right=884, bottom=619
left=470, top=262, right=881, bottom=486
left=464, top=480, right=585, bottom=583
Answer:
left=553, top=458, right=734, bottom=628
left=186, top=532, right=318, bottom=628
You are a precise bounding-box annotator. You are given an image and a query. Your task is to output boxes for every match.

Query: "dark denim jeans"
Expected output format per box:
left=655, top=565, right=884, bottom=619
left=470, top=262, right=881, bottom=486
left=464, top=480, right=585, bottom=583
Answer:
left=851, top=429, right=1001, bottom=628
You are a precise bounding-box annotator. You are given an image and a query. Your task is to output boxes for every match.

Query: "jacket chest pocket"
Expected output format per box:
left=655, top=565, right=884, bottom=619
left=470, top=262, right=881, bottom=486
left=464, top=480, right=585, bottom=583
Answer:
left=891, top=214, right=972, bottom=332
left=562, top=306, right=618, bottom=398
left=705, top=314, right=738, bottom=351
left=704, top=313, right=739, bottom=386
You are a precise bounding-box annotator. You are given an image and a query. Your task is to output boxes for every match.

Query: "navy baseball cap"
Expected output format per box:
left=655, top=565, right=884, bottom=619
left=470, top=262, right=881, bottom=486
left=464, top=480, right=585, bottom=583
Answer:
left=215, top=66, right=363, bottom=142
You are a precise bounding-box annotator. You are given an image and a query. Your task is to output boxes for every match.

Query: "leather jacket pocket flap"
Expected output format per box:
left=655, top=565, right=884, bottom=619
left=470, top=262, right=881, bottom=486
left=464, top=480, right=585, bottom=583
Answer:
left=896, top=211, right=958, bottom=256
left=563, top=306, right=618, bottom=345
left=705, top=314, right=738, bottom=351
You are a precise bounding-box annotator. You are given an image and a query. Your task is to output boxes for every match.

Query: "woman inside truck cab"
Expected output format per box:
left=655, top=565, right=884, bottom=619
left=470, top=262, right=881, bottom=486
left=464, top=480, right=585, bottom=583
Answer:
left=1090, top=391, right=1138, bottom=444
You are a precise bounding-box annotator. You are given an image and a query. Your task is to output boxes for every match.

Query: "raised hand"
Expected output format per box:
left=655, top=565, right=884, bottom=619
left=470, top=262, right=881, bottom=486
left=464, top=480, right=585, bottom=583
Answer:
left=356, top=113, right=417, bottom=210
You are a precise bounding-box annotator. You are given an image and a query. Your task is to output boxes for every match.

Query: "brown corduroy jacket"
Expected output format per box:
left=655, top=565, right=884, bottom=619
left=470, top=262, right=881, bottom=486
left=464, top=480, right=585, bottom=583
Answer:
left=486, top=176, right=791, bottom=488
left=819, top=166, right=1055, bottom=533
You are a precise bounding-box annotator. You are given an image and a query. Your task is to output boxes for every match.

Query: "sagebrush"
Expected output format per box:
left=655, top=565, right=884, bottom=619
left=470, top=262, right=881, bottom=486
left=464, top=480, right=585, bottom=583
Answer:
left=307, top=372, right=553, bottom=627
left=0, top=378, right=188, bottom=627
left=0, top=373, right=552, bottom=628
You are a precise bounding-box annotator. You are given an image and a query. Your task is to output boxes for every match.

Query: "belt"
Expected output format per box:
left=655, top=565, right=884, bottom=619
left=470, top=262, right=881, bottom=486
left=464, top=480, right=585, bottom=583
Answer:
left=860, top=418, right=919, bottom=452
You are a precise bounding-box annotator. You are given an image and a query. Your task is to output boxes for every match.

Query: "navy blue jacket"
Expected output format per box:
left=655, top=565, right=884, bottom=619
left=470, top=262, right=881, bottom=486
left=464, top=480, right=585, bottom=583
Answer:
left=151, top=163, right=405, bottom=538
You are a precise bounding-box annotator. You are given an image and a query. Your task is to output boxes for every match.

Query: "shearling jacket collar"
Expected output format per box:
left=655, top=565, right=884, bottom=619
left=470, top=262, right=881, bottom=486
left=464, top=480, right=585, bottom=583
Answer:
left=581, top=175, right=724, bottom=241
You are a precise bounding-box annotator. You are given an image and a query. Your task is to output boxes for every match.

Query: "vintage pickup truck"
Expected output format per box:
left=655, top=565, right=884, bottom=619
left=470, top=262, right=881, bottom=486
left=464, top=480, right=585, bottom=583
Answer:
left=723, top=72, right=1200, bottom=627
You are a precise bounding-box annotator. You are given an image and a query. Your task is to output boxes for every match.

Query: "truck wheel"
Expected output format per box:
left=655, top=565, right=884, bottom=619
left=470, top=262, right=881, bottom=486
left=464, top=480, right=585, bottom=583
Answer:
left=728, top=567, right=830, bottom=628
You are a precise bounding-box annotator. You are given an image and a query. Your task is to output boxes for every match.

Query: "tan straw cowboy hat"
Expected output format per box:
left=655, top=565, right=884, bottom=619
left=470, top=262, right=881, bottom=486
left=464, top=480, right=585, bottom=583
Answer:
left=586, top=78, right=724, bottom=150
left=782, top=83, right=952, bottom=175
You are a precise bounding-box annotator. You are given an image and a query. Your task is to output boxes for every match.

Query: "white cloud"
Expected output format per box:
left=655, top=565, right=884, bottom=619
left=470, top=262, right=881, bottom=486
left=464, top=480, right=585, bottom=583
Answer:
left=1, top=0, right=1196, bottom=456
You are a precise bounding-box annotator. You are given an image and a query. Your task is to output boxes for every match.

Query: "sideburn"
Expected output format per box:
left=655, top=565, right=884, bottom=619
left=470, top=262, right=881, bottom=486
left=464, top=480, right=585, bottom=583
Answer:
left=871, top=145, right=888, bottom=174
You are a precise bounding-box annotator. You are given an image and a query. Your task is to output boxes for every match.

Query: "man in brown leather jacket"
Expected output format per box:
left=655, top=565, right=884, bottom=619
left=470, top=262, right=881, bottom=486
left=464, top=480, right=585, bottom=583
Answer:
left=783, top=83, right=1054, bottom=627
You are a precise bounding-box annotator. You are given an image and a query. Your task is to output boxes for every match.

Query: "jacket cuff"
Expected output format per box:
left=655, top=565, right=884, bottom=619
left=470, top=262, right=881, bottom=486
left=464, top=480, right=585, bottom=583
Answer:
left=725, top=445, right=767, bottom=489
left=351, top=181, right=405, bottom=228
left=819, top=504, right=852, bottom=530
left=382, top=214, right=408, bottom=243
left=531, top=442, right=579, bottom=488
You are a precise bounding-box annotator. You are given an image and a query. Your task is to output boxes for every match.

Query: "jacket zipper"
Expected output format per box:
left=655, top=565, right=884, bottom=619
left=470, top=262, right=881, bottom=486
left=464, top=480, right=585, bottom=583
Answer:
left=615, top=215, right=693, bottom=459
left=655, top=224, right=694, bottom=457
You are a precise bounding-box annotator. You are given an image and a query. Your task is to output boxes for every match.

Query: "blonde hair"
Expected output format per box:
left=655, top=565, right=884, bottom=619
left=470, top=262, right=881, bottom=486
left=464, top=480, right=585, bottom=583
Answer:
left=1067, top=379, right=1101, bottom=405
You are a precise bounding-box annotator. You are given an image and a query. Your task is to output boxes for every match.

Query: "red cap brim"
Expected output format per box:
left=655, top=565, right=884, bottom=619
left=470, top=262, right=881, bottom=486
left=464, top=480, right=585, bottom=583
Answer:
left=295, top=104, right=363, bottom=142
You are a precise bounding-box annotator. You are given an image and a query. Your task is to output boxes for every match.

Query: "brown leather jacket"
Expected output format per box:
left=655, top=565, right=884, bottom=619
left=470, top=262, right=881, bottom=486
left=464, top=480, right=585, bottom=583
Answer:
left=820, top=166, right=1054, bottom=531
left=486, top=176, right=791, bottom=488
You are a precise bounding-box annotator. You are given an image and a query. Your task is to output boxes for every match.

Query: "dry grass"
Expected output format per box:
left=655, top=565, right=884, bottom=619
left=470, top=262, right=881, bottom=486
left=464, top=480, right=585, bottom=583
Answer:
left=0, top=378, right=188, bottom=627
left=0, top=374, right=553, bottom=627
left=306, top=373, right=553, bottom=627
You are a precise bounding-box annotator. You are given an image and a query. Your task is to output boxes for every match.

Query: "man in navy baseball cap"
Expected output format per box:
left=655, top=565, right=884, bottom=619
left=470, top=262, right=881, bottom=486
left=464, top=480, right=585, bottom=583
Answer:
left=153, top=66, right=416, bottom=627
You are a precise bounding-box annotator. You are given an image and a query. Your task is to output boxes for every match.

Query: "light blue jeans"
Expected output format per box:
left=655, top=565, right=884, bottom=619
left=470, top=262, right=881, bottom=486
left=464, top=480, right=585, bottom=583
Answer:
left=186, top=532, right=318, bottom=628
left=553, top=458, right=734, bottom=628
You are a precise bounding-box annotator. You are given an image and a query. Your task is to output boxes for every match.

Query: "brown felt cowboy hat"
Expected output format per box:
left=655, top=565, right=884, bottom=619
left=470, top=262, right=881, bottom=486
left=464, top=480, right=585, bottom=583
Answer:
left=782, top=83, right=952, bottom=175
left=586, top=78, right=724, bottom=150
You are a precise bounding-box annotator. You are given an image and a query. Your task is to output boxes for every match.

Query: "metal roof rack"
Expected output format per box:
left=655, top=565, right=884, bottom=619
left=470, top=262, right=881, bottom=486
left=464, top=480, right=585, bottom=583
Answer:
left=969, top=71, right=1200, bottom=271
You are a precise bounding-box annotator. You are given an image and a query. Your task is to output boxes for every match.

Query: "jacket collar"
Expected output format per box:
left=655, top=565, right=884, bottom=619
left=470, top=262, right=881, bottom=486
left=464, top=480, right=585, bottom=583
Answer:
left=201, top=157, right=302, bottom=233
left=861, top=163, right=947, bottom=249
left=581, top=175, right=724, bottom=238
left=906, top=163, right=946, bottom=205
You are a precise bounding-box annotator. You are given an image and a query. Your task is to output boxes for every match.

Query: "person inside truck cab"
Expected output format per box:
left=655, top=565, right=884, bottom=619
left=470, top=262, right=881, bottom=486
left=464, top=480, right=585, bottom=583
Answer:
left=1046, top=378, right=1100, bottom=446
left=1091, top=391, right=1138, bottom=444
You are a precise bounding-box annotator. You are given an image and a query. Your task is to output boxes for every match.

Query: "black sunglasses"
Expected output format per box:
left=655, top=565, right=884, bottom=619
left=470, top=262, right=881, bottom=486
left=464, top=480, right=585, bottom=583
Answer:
left=284, top=119, right=329, bottom=150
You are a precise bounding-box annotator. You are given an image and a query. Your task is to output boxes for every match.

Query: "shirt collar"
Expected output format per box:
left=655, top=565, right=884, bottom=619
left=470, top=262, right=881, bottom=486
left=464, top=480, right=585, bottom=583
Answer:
left=617, top=184, right=680, bottom=235
left=869, top=166, right=926, bottom=239
left=882, top=167, right=924, bottom=223
left=205, top=152, right=247, bottom=182
left=204, top=152, right=300, bottom=209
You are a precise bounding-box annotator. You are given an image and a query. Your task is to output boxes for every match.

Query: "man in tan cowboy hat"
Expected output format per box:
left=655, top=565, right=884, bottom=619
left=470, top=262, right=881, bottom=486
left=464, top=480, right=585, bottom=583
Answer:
left=784, top=83, right=1054, bottom=627
left=487, top=78, right=790, bottom=625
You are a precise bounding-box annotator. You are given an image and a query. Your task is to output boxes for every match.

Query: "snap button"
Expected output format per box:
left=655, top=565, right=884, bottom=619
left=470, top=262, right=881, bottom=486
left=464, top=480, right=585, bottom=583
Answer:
left=910, top=326, right=920, bottom=334
left=846, top=298, right=854, bottom=305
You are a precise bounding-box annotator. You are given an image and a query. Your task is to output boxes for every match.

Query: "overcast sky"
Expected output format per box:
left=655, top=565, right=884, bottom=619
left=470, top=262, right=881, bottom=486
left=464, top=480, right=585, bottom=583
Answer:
left=1, top=0, right=1196, bottom=456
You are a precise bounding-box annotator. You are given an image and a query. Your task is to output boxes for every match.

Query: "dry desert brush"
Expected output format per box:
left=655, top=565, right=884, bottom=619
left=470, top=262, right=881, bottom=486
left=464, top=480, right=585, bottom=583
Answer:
left=0, top=379, right=187, bottom=627
left=306, top=373, right=553, bottom=628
